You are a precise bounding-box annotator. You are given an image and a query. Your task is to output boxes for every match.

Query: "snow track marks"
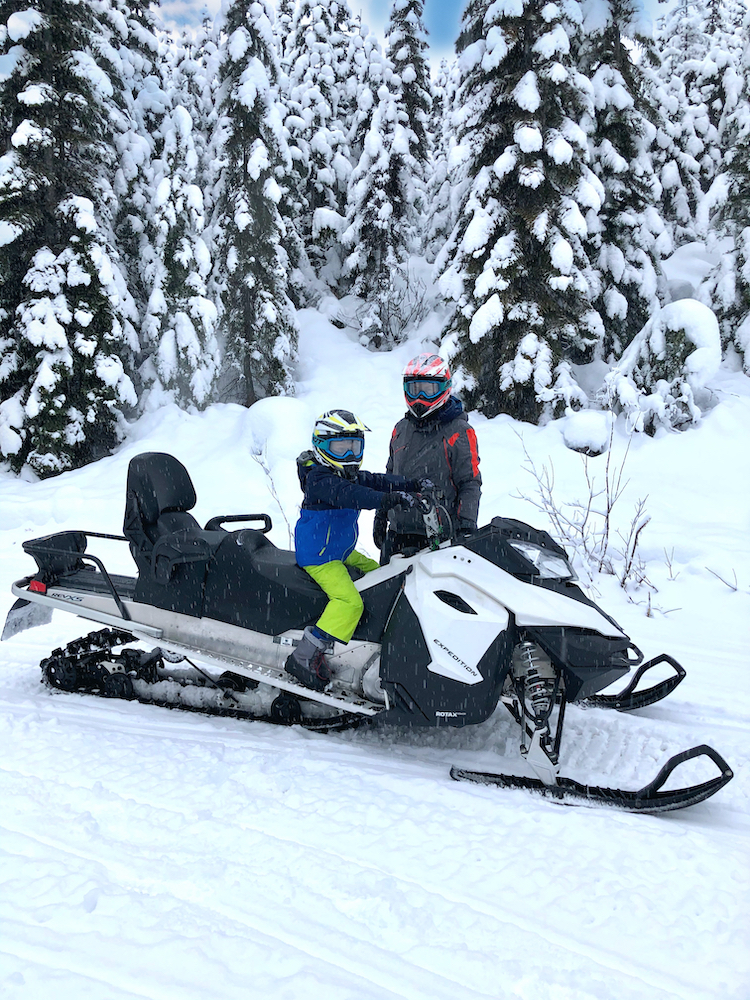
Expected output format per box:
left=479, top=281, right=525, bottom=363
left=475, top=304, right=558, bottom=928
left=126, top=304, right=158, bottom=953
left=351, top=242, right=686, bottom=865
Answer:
left=1, top=672, right=748, bottom=1000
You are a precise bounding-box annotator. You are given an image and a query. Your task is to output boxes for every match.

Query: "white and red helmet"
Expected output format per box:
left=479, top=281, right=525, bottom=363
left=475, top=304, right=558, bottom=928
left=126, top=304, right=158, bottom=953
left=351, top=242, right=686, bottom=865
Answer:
left=402, top=354, right=452, bottom=419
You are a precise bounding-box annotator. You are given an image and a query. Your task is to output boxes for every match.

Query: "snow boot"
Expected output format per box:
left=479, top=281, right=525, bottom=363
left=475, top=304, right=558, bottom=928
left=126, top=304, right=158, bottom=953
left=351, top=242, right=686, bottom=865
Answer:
left=285, top=627, right=333, bottom=692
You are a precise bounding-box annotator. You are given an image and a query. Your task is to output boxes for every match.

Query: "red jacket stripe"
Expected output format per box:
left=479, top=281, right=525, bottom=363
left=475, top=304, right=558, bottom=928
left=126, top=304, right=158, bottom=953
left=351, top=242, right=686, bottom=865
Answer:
left=466, top=427, right=480, bottom=478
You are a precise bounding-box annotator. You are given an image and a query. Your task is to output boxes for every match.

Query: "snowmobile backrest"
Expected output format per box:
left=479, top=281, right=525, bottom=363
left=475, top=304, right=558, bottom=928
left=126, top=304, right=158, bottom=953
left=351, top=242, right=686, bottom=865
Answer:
left=124, top=453, right=228, bottom=613
left=125, top=452, right=197, bottom=528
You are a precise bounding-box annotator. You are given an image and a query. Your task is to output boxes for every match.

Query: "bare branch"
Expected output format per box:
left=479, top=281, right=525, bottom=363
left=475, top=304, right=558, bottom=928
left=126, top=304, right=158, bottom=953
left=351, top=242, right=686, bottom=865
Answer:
left=252, top=451, right=294, bottom=547
left=704, top=567, right=739, bottom=592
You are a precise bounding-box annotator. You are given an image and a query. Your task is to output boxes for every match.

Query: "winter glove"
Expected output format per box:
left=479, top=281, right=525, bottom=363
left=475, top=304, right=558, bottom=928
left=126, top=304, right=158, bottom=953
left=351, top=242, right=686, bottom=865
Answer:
left=405, top=477, right=435, bottom=493
left=373, top=511, right=387, bottom=550
left=383, top=490, right=418, bottom=511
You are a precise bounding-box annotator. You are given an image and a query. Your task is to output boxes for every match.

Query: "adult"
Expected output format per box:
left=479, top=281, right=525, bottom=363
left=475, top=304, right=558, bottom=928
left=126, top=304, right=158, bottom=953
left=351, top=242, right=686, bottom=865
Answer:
left=374, top=354, right=481, bottom=563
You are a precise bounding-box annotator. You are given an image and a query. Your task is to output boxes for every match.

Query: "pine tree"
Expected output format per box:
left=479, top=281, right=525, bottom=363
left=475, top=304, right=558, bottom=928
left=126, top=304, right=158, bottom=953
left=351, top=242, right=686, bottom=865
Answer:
left=385, top=0, right=432, bottom=242
left=137, top=33, right=220, bottom=410
left=210, top=0, right=298, bottom=405
left=602, top=298, right=722, bottom=433
left=275, top=0, right=296, bottom=68
left=97, top=0, right=164, bottom=341
left=699, top=11, right=750, bottom=371
left=0, top=0, right=138, bottom=475
left=577, top=0, right=670, bottom=359
left=284, top=0, right=352, bottom=283
left=344, top=18, right=390, bottom=162
left=425, top=58, right=459, bottom=262
left=342, top=83, right=411, bottom=346
left=654, top=0, right=747, bottom=242
left=437, top=0, right=602, bottom=421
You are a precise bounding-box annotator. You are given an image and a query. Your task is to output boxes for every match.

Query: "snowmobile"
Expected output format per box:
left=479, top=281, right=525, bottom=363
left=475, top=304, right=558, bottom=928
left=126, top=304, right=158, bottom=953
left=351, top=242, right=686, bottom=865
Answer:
left=3, top=451, right=732, bottom=813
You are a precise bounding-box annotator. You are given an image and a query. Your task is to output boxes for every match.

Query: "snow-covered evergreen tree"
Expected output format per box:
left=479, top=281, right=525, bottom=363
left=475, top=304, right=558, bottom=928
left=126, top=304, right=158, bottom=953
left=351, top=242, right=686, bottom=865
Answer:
left=344, top=19, right=391, bottom=162
left=341, top=82, right=414, bottom=347
left=425, top=58, right=458, bottom=262
left=337, top=2, right=433, bottom=343
left=437, top=0, right=603, bottom=422
left=210, top=0, right=298, bottom=405
left=654, top=0, right=746, bottom=243
left=137, top=34, right=220, bottom=410
left=97, top=0, right=164, bottom=337
left=275, top=0, right=296, bottom=68
left=577, top=0, right=670, bottom=359
left=284, top=0, right=352, bottom=284
left=699, top=11, right=750, bottom=371
left=602, top=298, right=721, bottom=433
left=385, top=0, right=432, bottom=242
left=0, top=0, right=138, bottom=475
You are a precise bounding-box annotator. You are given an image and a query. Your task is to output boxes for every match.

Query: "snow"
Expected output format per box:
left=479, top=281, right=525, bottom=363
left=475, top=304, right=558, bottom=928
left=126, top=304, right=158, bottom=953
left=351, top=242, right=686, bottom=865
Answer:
left=11, top=118, right=46, bottom=148
left=561, top=408, right=611, bottom=454
left=667, top=300, right=721, bottom=371
left=512, top=71, right=541, bottom=113
left=1, top=312, right=749, bottom=999
left=0, top=219, right=22, bottom=246
left=663, top=241, right=723, bottom=299
left=6, top=9, right=43, bottom=42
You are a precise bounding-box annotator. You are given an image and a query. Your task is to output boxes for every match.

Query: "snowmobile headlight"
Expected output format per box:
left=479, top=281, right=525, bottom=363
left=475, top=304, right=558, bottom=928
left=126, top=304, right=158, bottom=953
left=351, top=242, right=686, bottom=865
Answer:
left=508, top=540, right=576, bottom=580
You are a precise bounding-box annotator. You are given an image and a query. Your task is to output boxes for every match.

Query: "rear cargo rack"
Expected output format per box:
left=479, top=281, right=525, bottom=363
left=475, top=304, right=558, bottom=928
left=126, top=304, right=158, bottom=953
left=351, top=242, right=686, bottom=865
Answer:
left=22, top=532, right=132, bottom=622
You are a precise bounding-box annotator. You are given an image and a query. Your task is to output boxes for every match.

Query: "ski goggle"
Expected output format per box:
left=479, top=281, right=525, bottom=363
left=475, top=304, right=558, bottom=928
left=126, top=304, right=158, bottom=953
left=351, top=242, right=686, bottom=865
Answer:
left=316, top=436, right=364, bottom=459
left=404, top=378, right=449, bottom=400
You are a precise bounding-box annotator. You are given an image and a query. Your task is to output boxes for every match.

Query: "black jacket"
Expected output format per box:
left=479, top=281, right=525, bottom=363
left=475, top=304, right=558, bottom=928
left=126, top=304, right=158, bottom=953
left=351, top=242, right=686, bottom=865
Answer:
left=380, top=397, right=481, bottom=535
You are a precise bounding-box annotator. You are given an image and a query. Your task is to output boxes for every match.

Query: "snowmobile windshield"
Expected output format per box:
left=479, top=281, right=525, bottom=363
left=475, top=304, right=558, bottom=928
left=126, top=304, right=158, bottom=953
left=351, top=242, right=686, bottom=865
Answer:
left=507, top=540, right=576, bottom=580
left=404, top=378, right=449, bottom=400
left=322, top=436, right=364, bottom=459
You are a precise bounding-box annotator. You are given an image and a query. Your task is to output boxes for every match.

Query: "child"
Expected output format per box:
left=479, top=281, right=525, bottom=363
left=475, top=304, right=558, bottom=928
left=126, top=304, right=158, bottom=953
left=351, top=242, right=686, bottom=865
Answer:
left=286, top=409, right=425, bottom=692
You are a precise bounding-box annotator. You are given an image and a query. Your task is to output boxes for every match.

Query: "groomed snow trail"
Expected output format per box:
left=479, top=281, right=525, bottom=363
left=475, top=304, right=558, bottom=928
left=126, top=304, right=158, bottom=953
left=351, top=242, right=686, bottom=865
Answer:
left=1, top=317, right=749, bottom=999
left=1, top=633, right=748, bottom=1000
left=2, top=613, right=748, bottom=999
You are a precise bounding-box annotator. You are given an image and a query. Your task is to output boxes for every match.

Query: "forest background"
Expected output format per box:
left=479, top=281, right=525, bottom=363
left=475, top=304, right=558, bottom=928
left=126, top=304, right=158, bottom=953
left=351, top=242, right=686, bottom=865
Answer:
left=0, top=0, right=748, bottom=479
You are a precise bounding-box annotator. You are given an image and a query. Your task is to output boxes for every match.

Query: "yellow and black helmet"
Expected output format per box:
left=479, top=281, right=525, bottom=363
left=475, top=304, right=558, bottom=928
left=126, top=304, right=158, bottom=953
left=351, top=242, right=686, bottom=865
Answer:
left=312, top=409, right=370, bottom=474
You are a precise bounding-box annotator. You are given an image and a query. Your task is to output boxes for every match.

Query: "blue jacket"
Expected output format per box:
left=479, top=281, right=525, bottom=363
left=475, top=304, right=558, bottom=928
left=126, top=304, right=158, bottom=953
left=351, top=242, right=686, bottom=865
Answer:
left=294, top=451, right=413, bottom=566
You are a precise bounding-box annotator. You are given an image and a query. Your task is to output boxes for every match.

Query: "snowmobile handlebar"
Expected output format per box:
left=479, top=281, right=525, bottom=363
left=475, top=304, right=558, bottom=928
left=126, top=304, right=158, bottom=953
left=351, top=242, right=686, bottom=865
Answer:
left=414, top=489, right=453, bottom=546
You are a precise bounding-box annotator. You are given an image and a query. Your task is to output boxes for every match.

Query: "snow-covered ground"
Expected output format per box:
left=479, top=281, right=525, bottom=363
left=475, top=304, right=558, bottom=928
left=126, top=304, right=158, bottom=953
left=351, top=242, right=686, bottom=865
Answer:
left=1, top=312, right=749, bottom=1000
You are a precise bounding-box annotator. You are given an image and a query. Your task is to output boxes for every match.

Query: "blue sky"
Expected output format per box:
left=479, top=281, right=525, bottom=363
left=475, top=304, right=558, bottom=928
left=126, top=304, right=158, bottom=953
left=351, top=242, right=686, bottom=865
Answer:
left=158, top=0, right=668, bottom=63
left=159, top=0, right=464, bottom=60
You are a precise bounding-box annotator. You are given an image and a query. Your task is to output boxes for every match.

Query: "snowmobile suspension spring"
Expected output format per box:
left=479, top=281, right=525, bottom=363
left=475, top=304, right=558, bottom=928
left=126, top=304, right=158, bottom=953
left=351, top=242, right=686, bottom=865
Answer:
left=513, top=641, right=556, bottom=719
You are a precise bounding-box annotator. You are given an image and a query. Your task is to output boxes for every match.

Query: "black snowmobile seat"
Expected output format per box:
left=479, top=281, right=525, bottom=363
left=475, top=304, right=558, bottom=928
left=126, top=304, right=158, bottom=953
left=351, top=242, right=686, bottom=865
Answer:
left=234, top=529, right=328, bottom=596
left=122, top=451, right=359, bottom=630
left=22, top=531, right=88, bottom=583
left=124, top=452, right=227, bottom=613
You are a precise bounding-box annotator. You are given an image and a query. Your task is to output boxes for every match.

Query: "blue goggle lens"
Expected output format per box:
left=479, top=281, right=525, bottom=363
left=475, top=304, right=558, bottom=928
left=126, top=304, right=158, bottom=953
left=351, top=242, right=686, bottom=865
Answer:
left=404, top=378, right=447, bottom=400
left=318, top=436, right=363, bottom=459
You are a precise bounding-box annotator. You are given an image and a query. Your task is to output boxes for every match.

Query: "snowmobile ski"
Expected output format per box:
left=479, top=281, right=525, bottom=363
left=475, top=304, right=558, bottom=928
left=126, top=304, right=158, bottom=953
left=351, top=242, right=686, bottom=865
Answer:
left=576, top=653, right=687, bottom=712
left=450, top=744, right=733, bottom=813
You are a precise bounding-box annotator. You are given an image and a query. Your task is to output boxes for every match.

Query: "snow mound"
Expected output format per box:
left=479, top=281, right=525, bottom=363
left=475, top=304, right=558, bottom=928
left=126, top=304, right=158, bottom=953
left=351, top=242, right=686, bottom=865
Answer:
left=562, top=409, right=611, bottom=455
left=603, top=299, right=721, bottom=433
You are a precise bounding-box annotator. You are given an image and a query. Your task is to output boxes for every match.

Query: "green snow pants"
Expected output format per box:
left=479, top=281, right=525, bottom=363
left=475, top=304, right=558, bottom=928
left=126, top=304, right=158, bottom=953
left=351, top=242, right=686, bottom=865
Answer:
left=303, top=550, right=379, bottom=643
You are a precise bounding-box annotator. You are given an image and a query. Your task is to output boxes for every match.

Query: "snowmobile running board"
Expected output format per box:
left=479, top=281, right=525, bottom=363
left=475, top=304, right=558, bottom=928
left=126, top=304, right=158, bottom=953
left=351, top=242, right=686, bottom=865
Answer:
left=577, top=654, right=687, bottom=712
left=450, top=744, right=733, bottom=814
